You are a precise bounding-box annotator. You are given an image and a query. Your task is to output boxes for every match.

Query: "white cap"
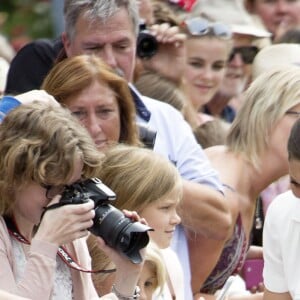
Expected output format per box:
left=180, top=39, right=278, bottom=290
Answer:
left=252, top=43, right=300, bottom=79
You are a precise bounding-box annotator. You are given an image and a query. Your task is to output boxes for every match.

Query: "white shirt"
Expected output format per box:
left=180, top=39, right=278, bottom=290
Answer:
left=131, top=85, right=223, bottom=192
left=171, top=225, right=193, bottom=300
left=263, top=190, right=300, bottom=299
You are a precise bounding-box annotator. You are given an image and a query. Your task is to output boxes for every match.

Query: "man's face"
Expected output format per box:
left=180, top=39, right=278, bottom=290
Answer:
left=252, top=0, right=300, bottom=36
left=62, top=7, right=137, bottom=82
left=220, top=34, right=255, bottom=98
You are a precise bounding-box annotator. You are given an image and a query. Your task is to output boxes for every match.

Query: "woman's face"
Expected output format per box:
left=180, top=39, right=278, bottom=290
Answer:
left=184, top=37, right=229, bottom=111
left=139, top=185, right=181, bottom=249
left=64, top=80, right=121, bottom=151
left=13, top=159, right=83, bottom=228
left=269, top=103, right=300, bottom=169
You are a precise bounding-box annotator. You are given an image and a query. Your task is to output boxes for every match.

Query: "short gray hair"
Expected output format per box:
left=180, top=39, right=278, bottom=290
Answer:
left=64, top=0, right=140, bottom=41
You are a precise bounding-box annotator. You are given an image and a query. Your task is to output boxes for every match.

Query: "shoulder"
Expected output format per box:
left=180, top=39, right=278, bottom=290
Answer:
left=205, top=145, right=228, bottom=159
left=0, top=216, right=9, bottom=238
left=266, top=190, right=298, bottom=225
left=17, top=38, right=62, bottom=57
left=268, top=190, right=296, bottom=214
left=0, top=217, right=13, bottom=258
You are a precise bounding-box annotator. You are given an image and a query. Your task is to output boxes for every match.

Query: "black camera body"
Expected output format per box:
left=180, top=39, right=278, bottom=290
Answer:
left=60, top=178, right=152, bottom=264
left=138, top=124, right=157, bottom=149
left=136, top=23, right=158, bottom=59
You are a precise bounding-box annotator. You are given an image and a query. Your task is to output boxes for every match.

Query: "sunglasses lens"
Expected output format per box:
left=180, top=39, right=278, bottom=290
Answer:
left=185, top=18, right=209, bottom=36
left=184, top=18, right=232, bottom=39
left=229, top=46, right=259, bottom=64
left=241, top=46, right=259, bottom=64
left=212, top=23, right=232, bottom=39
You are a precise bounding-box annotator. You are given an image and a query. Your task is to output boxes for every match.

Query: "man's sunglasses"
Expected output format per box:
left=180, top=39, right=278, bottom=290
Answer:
left=182, top=17, right=232, bottom=40
left=229, top=46, right=259, bottom=64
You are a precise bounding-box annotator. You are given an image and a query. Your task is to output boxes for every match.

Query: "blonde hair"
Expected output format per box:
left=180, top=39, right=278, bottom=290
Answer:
left=142, top=241, right=166, bottom=296
left=97, top=144, right=183, bottom=212
left=42, top=55, right=140, bottom=146
left=227, top=66, right=300, bottom=168
left=0, top=102, right=102, bottom=215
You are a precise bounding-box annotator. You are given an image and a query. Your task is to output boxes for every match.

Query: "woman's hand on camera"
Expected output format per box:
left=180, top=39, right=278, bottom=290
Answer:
left=35, top=196, right=95, bottom=246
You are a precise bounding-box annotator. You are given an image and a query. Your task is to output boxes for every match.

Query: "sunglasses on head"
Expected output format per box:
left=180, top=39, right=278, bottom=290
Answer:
left=229, top=46, right=259, bottom=64
left=182, top=17, right=232, bottom=40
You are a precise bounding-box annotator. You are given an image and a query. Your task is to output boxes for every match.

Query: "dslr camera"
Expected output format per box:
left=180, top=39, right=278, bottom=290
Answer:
left=137, top=22, right=158, bottom=59
left=59, top=177, right=152, bottom=264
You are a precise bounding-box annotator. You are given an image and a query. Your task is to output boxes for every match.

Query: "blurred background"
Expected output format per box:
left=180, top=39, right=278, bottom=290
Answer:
left=0, top=0, right=63, bottom=52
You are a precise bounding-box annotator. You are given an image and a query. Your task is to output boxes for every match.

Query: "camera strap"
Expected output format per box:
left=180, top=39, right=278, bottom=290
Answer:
left=3, top=215, right=116, bottom=274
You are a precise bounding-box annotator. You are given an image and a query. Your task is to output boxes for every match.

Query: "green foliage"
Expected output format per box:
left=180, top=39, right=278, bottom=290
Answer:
left=1, top=0, right=54, bottom=39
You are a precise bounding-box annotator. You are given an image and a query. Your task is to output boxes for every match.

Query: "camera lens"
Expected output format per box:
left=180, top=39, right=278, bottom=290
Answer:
left=91, top=204, right=152, bottom=264
left=136, top=31, right=158, bottom=59
left=59, top=178, right=152, bottom=263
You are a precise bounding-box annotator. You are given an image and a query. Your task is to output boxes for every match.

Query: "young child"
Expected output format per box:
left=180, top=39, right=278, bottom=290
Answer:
left=88, top=144, right=185, bottom=299
left=263, top=117, right=300, bottom=299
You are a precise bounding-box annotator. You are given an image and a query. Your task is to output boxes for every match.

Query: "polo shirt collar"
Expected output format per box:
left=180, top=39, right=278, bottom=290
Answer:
left=128, top=83, right=151, bottom=122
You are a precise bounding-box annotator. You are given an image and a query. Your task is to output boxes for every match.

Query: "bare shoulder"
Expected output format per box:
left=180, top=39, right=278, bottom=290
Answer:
left=205, top=145, right=227, bottom=159
left=204, top=146, right=234, bottom=170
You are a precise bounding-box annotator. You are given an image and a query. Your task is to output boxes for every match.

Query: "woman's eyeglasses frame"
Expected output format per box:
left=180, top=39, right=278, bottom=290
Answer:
left=41, top=184, right=66, bottom=200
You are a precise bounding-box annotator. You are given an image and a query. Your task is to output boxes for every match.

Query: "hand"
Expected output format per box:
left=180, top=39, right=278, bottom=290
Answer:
left=94, top=210, right=148, bottom=296
left=35, top=197, right=95, bottom=246
left=14, top=89, right=59, bottom=107
left=140, top=23, right=186, bottom=83
left=249, top=282, right=264, bottom=294
left=273, top=20, right=291, bottom=42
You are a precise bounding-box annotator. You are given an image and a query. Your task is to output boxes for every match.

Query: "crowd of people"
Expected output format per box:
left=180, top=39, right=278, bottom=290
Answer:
left=1, top=0, right=300, bottom=299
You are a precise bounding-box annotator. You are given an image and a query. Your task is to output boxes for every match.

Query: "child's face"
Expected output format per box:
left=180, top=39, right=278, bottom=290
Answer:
left=140, top=185, right=181, bottom=249
left=138, top=261, right=158, bottom=300
left=289, top=158, right=300, bottom=198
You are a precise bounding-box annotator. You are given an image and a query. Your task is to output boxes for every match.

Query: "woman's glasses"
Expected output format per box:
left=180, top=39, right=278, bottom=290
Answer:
left=41, top=184, right=66, bottom=200
left=228, top=46, right=259, bottom=64
left=182, top=17, right=232, bottom=40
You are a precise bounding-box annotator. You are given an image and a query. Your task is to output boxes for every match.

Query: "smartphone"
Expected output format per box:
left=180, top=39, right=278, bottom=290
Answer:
left=241, top=258, right=264, bottom=290
left=216, top=275, right=235, bottom=300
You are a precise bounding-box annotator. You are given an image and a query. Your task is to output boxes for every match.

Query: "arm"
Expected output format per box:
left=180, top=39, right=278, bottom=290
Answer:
left=194, top=291, right=265, bottom=300
left=263, top=290, right=292, bottom=300
left=181, top=180, right=231, bottom=240
left=0, top=290, right=31, bottom=300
